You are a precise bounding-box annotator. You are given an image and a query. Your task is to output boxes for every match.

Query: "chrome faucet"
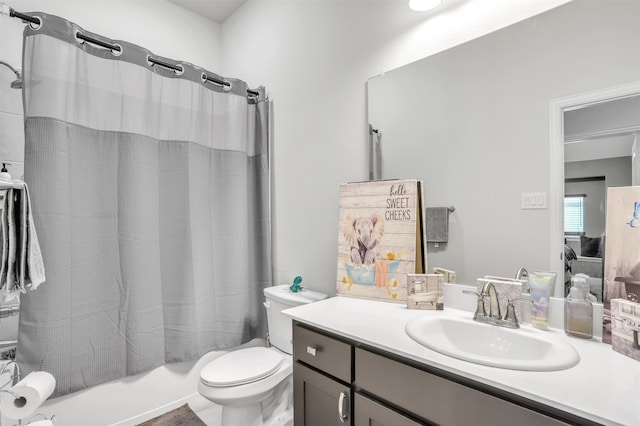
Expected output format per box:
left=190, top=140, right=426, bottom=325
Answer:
left=515, top=267, right=530, bottom=293
left=482, top=281, right=501, bottom=320
left=515, top=267, right=529, bottom=281
left=464, top=281, right=523, bottom=329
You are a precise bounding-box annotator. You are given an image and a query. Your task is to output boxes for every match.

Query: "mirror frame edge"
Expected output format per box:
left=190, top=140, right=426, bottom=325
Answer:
left=549, top=81, right=640, bottom=299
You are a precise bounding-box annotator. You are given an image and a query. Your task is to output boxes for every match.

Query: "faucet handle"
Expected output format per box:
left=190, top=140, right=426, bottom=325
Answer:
left=503, top=296, right=532, bottom=327
left=463, top=289, right=487, bottom=319
left=503, top=301, right=520, bottom=327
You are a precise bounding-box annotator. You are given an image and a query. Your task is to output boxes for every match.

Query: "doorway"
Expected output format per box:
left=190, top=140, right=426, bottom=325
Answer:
left=550, top=82, right=640, bottom=300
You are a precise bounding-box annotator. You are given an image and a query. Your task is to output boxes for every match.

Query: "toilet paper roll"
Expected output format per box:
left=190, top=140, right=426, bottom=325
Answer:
left=0, top=371, right=56, bottom=420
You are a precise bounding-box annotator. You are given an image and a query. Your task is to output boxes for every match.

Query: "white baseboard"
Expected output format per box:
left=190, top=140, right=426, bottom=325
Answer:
left=109, top=392, right=199, bottom=426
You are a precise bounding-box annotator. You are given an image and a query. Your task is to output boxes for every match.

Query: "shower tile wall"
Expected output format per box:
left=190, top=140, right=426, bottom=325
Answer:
left=0, top=15, right=26, bottom=180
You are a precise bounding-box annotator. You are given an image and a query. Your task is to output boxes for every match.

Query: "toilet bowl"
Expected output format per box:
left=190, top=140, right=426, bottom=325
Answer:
left=198, top=346, right=293, bottom=426
left=198, top=284, right=327, bottom=426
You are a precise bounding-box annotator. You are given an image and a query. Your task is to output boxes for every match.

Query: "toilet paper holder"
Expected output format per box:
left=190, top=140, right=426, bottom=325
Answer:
left=0, top=390, right=56, bottom=425
left=0, top=361, right=21, bottom=388
left=0, top=363, right=56, bottom=426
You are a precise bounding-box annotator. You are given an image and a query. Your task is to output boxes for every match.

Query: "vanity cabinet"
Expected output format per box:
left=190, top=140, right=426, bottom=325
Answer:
left=293, top=321, right=595, bottom=426
left=293, top=323, right=353, bottom=425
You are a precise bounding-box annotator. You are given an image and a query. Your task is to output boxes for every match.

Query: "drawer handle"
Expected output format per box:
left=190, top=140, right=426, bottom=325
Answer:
left=338, top=391, right=349, bottom=423
left=306, top=346, right=317, bottom=356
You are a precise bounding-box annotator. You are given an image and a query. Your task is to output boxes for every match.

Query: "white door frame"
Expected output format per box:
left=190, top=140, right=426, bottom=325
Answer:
left=549, top=81, right=640, bottom=298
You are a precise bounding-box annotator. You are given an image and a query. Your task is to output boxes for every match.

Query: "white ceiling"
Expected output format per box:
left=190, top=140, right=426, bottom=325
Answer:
left=168, top=0, right=248, bottom=23
left=166, top=0, right=573, bottom=43
left=168, top=0, right=476, bottom=25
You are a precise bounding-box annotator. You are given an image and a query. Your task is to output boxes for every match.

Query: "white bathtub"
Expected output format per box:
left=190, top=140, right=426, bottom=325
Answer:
left=1, top=338, right=265, bottom=426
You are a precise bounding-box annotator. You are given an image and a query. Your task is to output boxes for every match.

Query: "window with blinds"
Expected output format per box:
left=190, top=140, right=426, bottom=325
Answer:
left=564, top=195, right=586, bottom=235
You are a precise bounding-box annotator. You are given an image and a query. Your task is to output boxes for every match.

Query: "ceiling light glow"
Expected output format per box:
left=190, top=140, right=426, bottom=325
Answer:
left=409, top=0, right=443, bottom=12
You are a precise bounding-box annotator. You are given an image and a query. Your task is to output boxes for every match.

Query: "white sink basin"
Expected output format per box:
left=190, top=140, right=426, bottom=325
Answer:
left=405, top=315, right=580, bottom=371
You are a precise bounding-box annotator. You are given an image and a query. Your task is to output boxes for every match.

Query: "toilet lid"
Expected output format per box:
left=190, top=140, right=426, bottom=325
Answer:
left=200, top=347, right=283, bottom=387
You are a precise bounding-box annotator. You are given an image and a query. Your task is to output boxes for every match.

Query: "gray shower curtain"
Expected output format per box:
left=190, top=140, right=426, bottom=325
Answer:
left=16, top=13, right=271, bottom=397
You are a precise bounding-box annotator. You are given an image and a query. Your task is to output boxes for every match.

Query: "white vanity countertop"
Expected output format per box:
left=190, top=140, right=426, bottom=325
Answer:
left=284, top=296, right=640, bottom=426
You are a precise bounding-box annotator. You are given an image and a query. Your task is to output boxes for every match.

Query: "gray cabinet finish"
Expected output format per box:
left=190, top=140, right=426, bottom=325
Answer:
left=293, top=321, right=352, bottom=383
left=356, top=348, right=568, bottom=426
left=354, top=393, right=425, bottom=426
left=293, top=323, right=353, bottom=425
left=294, top=361, right=352, bottom=426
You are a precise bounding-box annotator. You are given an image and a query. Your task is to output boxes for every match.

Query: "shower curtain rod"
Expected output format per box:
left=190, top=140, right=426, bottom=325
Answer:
left=3, top=4, right=261, bottom=97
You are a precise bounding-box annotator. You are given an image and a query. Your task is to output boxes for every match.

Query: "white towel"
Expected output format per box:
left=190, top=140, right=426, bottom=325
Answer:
left=23, top=183, right=45, bottom=290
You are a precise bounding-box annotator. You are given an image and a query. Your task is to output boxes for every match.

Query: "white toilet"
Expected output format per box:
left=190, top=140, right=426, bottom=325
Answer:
left=198, top=284, right=327, bottom=426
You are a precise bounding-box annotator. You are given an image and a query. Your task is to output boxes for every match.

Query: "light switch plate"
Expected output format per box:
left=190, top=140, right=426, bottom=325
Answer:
left=521, top=192, right=547, bottom=209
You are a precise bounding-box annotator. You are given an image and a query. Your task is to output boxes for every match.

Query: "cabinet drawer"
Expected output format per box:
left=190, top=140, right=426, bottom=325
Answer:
left=355, top=348, right=568, bottom=426
left=354, top=392, right=425, bottom=426
left=293, top=323, right=352, bottom=383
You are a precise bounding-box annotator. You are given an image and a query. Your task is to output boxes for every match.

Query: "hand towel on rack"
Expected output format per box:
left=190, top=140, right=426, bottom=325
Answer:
left=1, top=188, right=18, bottom=298
left=0, top=183, right=45, bottom=299
left=425, top=207, right=450, bottom=243
left=0, top=190, right=9, bottom=292
left=19, top=183, right=45, bottom=291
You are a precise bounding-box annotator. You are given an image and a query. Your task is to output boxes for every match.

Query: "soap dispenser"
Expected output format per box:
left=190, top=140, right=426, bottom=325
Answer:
left=0, top=163, right=11, bottom=181
left=574, top=273, right=597, bottom=303
left=564, top=277, right=593, bottom=339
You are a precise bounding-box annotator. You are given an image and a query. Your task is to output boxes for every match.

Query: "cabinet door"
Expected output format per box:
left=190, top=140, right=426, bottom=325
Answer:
left=354, top=393, right=426, bottom=426
left=294, top=362, right=352, bottom=426
left=355, top=348, right=570, bottom=426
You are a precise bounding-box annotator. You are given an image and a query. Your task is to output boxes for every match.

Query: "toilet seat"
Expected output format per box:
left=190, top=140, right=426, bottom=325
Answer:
left=200, top=347, right=283, bottom=387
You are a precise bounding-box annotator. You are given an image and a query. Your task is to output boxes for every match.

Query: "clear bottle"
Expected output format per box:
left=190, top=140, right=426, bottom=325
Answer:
left=564, top=277, right=593, bottom=339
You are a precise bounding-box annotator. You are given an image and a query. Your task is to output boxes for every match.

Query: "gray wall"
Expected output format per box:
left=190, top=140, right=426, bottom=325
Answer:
left=565, top=156, right=632, bottom=242
left=368, top=1, right=640, bottom=283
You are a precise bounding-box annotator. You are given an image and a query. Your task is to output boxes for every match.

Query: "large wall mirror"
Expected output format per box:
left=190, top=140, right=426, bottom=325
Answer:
left=367, top=1, right=640, bottom=300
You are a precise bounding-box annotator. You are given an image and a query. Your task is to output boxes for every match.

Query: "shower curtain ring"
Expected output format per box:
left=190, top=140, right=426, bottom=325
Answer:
left=27, top=15, right=42, bottom=30
left=74, top=29, right=85, bottom=45
left=111, top=43, right=123, bottom=57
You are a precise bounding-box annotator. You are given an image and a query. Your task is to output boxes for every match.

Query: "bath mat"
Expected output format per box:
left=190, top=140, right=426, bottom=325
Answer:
left=137, top=403, right=207, bottom=426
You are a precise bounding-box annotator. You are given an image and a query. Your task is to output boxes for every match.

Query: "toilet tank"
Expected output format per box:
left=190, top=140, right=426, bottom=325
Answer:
left=264, top=285, right=327, bottom=354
